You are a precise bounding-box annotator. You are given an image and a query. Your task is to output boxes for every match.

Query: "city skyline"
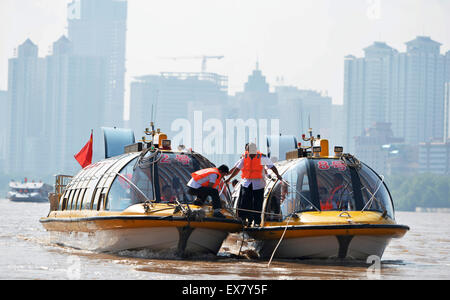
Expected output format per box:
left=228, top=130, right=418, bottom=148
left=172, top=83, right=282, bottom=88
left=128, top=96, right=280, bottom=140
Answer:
left=1, top=0, right=450, bottom=178
left=1, top=0, right=450, bottom=120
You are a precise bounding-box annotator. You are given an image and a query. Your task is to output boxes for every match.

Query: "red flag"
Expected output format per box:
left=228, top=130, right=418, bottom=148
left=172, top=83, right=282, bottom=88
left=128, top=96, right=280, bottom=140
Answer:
left=74, top=131, right=93, bottom=168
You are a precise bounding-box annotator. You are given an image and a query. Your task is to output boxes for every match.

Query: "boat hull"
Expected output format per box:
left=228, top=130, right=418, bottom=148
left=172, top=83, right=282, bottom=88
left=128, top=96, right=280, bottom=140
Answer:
left=40, top=214, right=241, bottom=256
left=8, top=195, right=48, bottom=203
left=47, top=226, right=229, bottom=255
left=249, top=224, right=409, bottom=260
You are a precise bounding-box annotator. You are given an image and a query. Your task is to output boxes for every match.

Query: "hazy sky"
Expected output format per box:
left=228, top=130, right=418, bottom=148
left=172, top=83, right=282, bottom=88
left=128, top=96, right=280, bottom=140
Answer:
left=1, top=0, right=449, bottom=113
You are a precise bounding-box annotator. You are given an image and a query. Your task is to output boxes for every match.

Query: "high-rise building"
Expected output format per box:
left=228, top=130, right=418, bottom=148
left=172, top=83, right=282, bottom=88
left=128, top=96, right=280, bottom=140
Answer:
left=418, top=141, right=450, bottom=174
left=6, top=39, right=47, bottom=177
left=276, top=86, right=332, bottom=139
left=445, top=82, right=450, bottom=141
left=45, top=36, right=107, bottom=174
left=446, top=51, right=450, bottom=82
left=67, top=0, right=127, bottom=128
left=129, top=72, right=228, bottom=147
left=344, top=42, right=397, bottom=152
left=275, top=85, right=303, bottom=136
left=296, top=89, right=332, bottom=138
left=390, top=36, right=446, bottom=145
left=331, top=104, right=345, bottom=148
left=354, top=122, right=404, bottom=175
left=445, top=52, right=450, bottom=141
left=0, top=90, right=8, bottom=172
left=345, top=37, right=448, bottom=151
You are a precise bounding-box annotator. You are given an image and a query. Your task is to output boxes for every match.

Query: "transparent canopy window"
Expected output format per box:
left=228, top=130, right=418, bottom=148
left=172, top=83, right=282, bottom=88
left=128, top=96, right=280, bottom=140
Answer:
left=266, top=158, right=395, bottom=220
left=106, top=151, right=225, bottom=211
left=313, top=159, right=394, bottom=217
left=313, top=159, right=356, bottom=212
left=156, top=152, right=202, bottom=204
left=357, top=164, right=394, bottom=219
left=268, top=159, right=313, bottom=220
left=106, top=157, right=146, bottom=211
left=156, top=152, right=230, bottom=204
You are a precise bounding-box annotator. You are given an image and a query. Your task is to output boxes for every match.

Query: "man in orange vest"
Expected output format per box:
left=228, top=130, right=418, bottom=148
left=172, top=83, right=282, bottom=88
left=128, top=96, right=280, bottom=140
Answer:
left=187, top=165, right=230, bottom=218
left=226, top=143, right=282, bottom=226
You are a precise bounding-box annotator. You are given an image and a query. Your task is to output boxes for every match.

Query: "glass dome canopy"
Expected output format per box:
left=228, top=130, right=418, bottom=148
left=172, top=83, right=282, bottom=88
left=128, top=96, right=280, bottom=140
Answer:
left=58, top=150, right=227, bottom=212
left=263, top=158, right=395, bottom=221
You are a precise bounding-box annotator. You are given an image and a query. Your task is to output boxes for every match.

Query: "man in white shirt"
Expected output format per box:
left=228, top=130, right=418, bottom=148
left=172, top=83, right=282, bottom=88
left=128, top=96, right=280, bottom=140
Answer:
left=225, top=143, right=282, bottom=226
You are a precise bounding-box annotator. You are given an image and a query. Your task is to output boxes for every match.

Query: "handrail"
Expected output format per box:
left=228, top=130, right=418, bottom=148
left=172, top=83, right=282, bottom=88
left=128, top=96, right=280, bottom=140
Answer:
left=54, top=175, right=73, bottom=196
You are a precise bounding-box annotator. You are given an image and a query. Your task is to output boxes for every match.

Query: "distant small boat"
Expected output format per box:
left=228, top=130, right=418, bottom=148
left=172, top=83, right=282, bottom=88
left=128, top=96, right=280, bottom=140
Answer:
left=8, top=180, right=52, bottom=203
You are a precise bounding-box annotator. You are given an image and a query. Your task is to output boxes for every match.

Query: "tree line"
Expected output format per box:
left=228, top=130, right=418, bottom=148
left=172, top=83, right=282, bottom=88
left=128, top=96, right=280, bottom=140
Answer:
left=386, top=174, right=450, bottom=211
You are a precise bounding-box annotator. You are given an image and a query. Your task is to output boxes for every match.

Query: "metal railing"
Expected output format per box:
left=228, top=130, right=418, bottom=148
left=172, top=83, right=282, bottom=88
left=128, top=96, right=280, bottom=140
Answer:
left=54, top=175, right=73, bottom=196
left=48, top=175, right=73, bottom=213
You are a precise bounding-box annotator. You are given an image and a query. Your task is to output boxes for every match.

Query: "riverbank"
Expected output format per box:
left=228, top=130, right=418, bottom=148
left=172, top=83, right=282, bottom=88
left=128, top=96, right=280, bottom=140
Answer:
left=415, top=207, right=450, bottom=213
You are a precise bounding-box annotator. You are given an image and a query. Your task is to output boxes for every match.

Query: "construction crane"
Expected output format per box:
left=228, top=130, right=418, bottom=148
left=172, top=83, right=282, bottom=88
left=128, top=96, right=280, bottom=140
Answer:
left=160, top=55, right=224, bottom=73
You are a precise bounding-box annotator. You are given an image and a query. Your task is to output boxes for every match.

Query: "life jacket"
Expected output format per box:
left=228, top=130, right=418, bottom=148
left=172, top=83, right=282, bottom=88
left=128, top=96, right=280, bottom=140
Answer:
left=321, top=185, right=344, bottom=211
left=320, top=199, right=333, bottom=211
left=191, top=168, right=222, bottom=189
left=241, top=151, right=264, bottom=179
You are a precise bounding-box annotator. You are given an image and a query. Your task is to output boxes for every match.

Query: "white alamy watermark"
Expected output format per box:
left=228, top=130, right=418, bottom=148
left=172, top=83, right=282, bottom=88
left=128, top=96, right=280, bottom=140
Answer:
left=66, top=256, right=81, bottom=280
left=366, top=255, right=381, bottom=279
left=171, top=111, right=281, bottom=158
left=367, top=0, right=382, bottom=20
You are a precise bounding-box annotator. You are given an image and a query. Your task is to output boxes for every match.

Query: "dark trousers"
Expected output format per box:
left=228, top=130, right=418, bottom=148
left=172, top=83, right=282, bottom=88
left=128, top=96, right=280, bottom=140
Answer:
left=239, top=184, right=264, bottom=225
left=188, top=187, right=221, bottom=210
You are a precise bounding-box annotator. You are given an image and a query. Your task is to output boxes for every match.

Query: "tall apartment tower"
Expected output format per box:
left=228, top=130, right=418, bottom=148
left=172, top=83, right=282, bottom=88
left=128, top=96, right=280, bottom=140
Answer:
left=6, top=39, right=47, bottom=177
left=445, top=51, right=450, bottom=140
left=0, top=90, right=8, bottom=172
left=344, top=42, right=397, bottom=152
left=390, top=36, right=446, bottom=144
left=67, top=0, right=127, bottom=128
left=45, top=36, right=106, bottom=174
left=445, top=82, right=450, bottom=141
left=446, top=51, right=450, bottom=82
left=345, top=37, right=448, bottom=151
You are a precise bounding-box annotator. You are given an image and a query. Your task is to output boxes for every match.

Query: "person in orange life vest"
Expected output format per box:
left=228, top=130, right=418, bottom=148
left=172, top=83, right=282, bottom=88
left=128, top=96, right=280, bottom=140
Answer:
left=225, top=143, right=282, bottom=226
left=321, top=173, right=351, bottom=211
left=160, top=185, right=176, bottom=203
left=187, top=165, right=230, bottom=218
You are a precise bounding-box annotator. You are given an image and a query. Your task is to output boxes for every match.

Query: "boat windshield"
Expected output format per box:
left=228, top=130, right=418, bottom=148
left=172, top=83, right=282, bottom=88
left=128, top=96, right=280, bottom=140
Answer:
left=156, top=152, right=213, bottom=204
left=313, top=159, right=357, bottom=212
left=266, top=159, right=313, bottom=221
left=357, top=164, right=394, bottom=219
left=106, top=151, right=230, bottom=211
left=266, top=158, right=395, bottom=220
left=106, top=157, right=142, bottom=211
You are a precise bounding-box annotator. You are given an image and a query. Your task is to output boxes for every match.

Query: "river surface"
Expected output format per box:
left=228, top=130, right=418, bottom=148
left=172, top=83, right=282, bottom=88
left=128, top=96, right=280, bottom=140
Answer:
left=0, top=199, right=449, bottom=280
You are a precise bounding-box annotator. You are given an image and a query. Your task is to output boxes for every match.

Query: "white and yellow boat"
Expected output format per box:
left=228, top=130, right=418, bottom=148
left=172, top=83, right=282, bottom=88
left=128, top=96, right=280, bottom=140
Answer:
left=40, top=131, right=241, bottom=257
left=234, top=132, right=409, bottom=260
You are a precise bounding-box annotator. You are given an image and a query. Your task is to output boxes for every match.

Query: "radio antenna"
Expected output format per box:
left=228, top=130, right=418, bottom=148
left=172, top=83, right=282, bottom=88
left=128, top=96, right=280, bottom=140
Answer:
left=150, top=89, right=159, bottom=124
left=150, top=104, right=154, bottom=123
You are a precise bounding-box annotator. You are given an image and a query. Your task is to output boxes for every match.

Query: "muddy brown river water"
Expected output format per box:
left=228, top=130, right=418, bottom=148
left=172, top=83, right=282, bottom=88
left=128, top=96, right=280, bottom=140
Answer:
left=0, top=200, right=448, bottom=280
